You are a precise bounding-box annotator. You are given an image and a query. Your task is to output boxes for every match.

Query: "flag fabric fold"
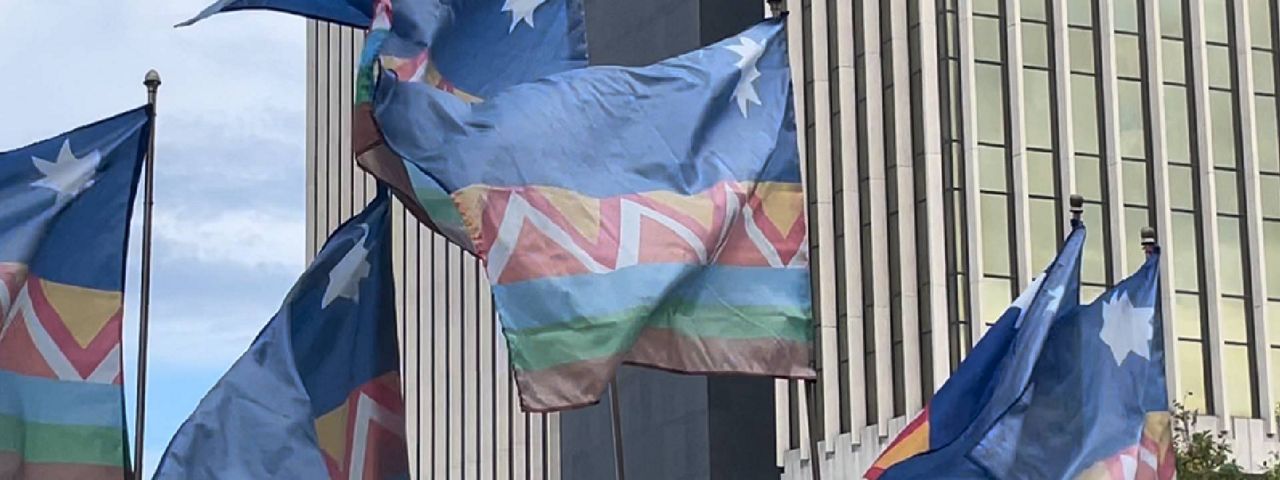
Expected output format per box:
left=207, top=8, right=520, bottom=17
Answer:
left=870, top=223, right=1086, bottom=479
left=971, top=249, right=1172, bottom=479
left=153, top=192, right=408, bottom=480
left=355, top=0, right=588, bottom=248
left=180, top=0, right=590, bottom=247
left=871, top=226, right=1174, bottom=479
left=0, top=107, right=151, bottom=479
left=368, top=18, right=813, bottom=412
left=178, top=0, right=372, bottom=28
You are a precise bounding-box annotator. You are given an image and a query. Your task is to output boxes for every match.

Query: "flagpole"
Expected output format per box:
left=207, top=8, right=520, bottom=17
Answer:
left=133, top=69, right=161, bottom=479
left=609, top=379, right=626, bottom=480
left=1141, top=226, right=1157, bottom=256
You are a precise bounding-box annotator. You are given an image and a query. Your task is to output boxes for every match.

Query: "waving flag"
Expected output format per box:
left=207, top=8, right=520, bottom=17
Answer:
left=970, top=248, right=1172, bottom=479
left=870, top=223, right=1086, bottom=479
left=355, top=0, right=588, bottom=247
left=179, top=0, right=371, bottom=27
left=370, top=18, right=812, bottom=411
left=0, top=108, right=150, bottom=479
left=181, top=0, right=588, bottom=247
left=153, top=193, right=407, bottom=480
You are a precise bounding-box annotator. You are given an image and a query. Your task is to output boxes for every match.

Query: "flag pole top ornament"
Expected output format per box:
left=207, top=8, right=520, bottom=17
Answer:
left=144, top=70, right=161, bottom=89
left=1069, top=193, right=1084, bottom=221
left=1141, top=226, right=1157, bottom=255
left=768, top=0, right=786, bottom=16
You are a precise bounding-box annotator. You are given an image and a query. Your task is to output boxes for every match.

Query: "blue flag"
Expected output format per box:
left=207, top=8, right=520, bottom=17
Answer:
left=354, top=0, right=588, bottom=248
left=178, top=0, right=371, bottom=27
left=180, top=0, right=590, bottom=247
left=970, top=249, right=1172, bottom=478
left=153, top=192, right=407, bottom=480
left=0, top=107, right=150, bottom=479
left=366, top=18, right=813, bottom=412
left=876, top=223, right=1086, bottom=479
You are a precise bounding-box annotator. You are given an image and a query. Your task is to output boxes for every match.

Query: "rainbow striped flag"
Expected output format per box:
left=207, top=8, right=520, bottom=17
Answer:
left=0, top=107, right=151, bottom=478
left=366, top=18, right=814, bottom=411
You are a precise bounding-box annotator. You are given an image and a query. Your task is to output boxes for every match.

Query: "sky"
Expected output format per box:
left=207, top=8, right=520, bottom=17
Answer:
left=0, top=1, right=306, bottom=476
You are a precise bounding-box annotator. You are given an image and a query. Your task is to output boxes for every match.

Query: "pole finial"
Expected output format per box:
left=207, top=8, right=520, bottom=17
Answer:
left=1069, top=194, right=1084, bottom=221
left=768, top=0, right=787, bottom=17
left=144, top=70, right=161, bottom=89
left=1141, top=226, right=1157, bottom=255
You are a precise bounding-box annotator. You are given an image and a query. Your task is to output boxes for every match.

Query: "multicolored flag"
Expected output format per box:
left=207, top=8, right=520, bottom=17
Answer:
left=367, top=18, right=813, bottom=411
left=971, top=248, right=1172, bottom=479
left=0, top=107, right=151, bottom=479
left=180, top=0, right=589, bottom=246
left=153, top=192, right=407, bottom=480
left=869, top=223, right=1086, bottom=479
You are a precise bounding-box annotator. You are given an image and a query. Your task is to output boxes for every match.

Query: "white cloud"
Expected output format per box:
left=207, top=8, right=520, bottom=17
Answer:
left=154, top=208, right=305, bottom=270
left=2, top=2, right=308, bottom=475
left=146, top=314, right=265, bottom=367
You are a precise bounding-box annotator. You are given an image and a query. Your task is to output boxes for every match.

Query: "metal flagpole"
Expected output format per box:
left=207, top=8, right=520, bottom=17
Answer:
left=609, top=379, right=626, bottom=480
left=132, top=69, right=161, bottom=479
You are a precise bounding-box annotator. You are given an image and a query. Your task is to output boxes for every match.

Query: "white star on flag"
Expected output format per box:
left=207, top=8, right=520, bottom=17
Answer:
left=31, top=139, right=101, bottom=203
left=322, top=226, right=372, bottom=308
left=502, top=0, right=548, bottom=33
left=725, top=35, right=767, bottom=117
left=1099, top=291, right=1156, bottom=365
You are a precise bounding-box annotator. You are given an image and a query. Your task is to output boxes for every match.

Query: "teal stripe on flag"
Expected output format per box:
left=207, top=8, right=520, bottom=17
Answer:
left=0, top=371, right=124, bottom=428
left=493, top=264, right=812, bottom=331
left=0, top=413, right=125, bottom=466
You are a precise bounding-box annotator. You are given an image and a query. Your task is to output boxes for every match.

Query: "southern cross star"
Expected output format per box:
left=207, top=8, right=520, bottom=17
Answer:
left=1099, top=291, right=1156, bottom=365
left=725, top=35, right=766, bottom=117
left=502, top=0, right=547, bottom=33
left=322, top=226, right=372, bottom=308
left=31, top=139, right=101, bottom=203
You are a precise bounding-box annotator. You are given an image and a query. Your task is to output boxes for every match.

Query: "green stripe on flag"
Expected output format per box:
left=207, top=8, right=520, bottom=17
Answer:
left=505, top=304, right=810, bottom=371
left=0, top=414, right=125, bottom=467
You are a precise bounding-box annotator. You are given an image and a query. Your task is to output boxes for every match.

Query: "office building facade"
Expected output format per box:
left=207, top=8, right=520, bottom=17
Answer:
left=308, top=0, right=1280, bottom=477
left=778, top=0, right=1280, bottom=476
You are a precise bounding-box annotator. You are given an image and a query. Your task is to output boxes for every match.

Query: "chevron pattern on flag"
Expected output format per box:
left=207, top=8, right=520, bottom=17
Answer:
left=456, top=181, right=808, bottom=285
left=1077, top=412, right=1175, bottom=480
left=0, top=267, right=122, bottom=385
left=315, top=372, right=408, bottom=480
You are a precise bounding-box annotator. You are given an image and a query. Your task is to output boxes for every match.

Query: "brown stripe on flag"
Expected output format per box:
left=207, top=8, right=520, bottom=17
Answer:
left=0, top=452, right=125, bottom=480
left=513, top=328, right=815, bottom=412
left=624, top=328, right=815, bottom=379
left=352, top=105, right=444, bottom=236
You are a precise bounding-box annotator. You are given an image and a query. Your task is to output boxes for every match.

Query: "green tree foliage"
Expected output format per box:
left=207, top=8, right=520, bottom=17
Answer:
left=1171, top=401, right=1277, bottom=479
